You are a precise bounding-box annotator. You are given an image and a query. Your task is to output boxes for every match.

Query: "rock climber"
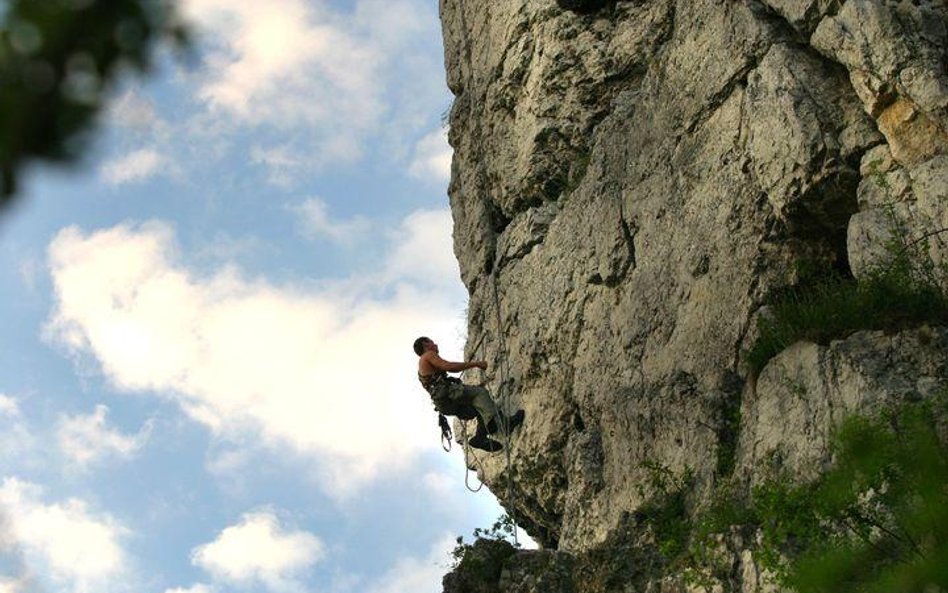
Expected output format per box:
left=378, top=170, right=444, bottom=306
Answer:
left=414, top=336, right=525, bottom=452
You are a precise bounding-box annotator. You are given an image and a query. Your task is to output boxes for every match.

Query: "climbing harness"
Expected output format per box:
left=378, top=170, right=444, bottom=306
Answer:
left=439, top=413, right=453, bottom=452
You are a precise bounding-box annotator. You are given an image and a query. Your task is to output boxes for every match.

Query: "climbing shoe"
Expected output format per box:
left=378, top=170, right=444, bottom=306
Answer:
left=489, top=410, right=525, bottom=435
left=507, top=409, right=525, bottom=432
left=468, top=433, right=503, bottom=452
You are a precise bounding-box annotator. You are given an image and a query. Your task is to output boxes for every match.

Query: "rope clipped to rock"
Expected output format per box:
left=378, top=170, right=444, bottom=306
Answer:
left=488, top=264, right=520, bottom=547
left=457, top=417, right=487, bottom=492
left=440, top=158, right=522, bottom=542
left=453, top=231, right=520, bottom=544
left=452, top=163, right=521, bottom=544
left=454, top=331, right=490, bottom=493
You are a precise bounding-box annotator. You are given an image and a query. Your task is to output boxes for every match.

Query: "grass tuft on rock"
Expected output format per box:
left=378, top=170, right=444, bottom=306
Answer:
left=747, top=247, right=948, bottom=374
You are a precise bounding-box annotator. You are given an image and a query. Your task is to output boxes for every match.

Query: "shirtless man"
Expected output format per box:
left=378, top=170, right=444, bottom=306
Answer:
left=414, top=336, right=524, bottom=452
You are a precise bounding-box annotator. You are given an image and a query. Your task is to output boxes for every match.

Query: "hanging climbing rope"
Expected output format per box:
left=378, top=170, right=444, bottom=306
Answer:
left=445, top=165, right=522, bottom=544
left=455, top=161, right=523, bottom=544
left=432, top=2, right=524, bottom=545
left=457, top=417, right=487, bottom=492
left=488, top=264, right=520, bottom=546
left=452, top=332, right=490, bottom=493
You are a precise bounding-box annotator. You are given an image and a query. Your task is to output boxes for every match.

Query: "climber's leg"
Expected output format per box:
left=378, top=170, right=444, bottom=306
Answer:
left=469, top=418, right=503, bottom=452
left=459, top=384, right=499, bottom=432
left=446, top=383, right=503, bottom=451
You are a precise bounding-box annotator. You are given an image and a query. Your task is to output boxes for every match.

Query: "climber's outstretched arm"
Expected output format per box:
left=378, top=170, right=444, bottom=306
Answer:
left=422, top=351, right=487, bottom=373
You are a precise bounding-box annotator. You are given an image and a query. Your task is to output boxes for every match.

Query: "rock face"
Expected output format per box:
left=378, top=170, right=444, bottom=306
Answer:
left=439, top=0, right=947, bottom=589
left=738, top=326, right=948, bottom=485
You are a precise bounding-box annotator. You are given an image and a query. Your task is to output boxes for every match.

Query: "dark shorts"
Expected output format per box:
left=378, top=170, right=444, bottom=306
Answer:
left=430, top=383, right=496, bottom=423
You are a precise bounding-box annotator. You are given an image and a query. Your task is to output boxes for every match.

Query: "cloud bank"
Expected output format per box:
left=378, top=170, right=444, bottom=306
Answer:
left=191, top=510, right=324, bottom=590
left=57, top=405, right=152, bottom=467
left=0, top=478, right=129, bottom=593
left=100, top=148, right=165, bottom=185
left=180, top=0, right=440, bottom=172
left=45, top=210, right=464, bottom=495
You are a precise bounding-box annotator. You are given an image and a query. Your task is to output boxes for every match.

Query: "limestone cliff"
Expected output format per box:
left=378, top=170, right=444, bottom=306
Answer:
left=439, top=0, right=947, bottom=590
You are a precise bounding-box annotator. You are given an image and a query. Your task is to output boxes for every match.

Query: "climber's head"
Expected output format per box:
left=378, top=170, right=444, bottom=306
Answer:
left=413, top=336, right=437, bottom=356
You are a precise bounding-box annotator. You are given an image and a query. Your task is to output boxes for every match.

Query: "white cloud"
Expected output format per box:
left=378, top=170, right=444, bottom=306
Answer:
left=177, top=0, right=444, bottom=181
left=191, top=510, right=323, bottom=589
left=163, top=584, right=213, bottom=593
left=45, top=210, right=465, bottom=495
left=365, top=534, right=455, bottom=593
left=100, top=148, right=165, bottom=185
left=183, top=0, right=382, bottom=133
left=57, top=405, right=151, bottom=467
left=109, top=91, right=161, bottom=130
left=409, top=128, right=452, bottom=184
left=384, top=209, right=460, bottom=290
left=100, top=91, right=175, bottom=187
left=0, top=395, right=19, bottom=417
left=0, top=396, right=36, bottom=469
left=291, top=197, right=371, bottom=245
left=0, top=477, right=129, bottom=593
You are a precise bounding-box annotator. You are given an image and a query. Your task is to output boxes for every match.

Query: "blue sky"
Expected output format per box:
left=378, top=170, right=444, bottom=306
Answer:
left=0, top=2, right=523, bottom=592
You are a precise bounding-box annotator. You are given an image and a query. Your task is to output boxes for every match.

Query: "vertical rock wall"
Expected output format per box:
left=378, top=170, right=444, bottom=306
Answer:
left=440, top=0, right=947, bottom=563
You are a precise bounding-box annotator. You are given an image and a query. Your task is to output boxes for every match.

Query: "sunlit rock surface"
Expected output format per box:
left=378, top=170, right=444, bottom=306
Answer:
left=439, top=0, right=947, bottom=589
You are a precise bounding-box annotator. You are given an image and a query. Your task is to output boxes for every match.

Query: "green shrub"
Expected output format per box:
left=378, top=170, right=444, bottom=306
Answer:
left=687, top=398, right=948, bottom=592
left=747, top=245, right=948, bottom=374
left=450, top=514, right=520, bottom=568
left=635, top=461, right=694, bottom=563
left=755, top=399, right=948, bottom=592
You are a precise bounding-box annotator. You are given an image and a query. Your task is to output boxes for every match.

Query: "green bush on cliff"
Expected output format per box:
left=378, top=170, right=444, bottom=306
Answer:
left=758, top=398, right=948, bottom=591
left=635, top=460, right=694, bottom=562
left=448, top=401, right=948, bottom=593
left=747, top=238, right=948, bottom=374
left=689, top=397, right=948, bottom=592
left=445, top=515, right=519, bottom=593
left=450, top=514, right=519, bottom=568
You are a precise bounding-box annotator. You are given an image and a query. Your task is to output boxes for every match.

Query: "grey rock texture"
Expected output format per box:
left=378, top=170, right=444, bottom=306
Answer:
left=443, top=539, right=518, bottom=593
left=811, top=0, right=948, bottom=165
left=738, top=326, right=948, bottom=484
left=847, top=147, right=948, bottom=288
left=444, top=518, right=668, bottom=593
left=439, top=0, right=947, bottom=590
